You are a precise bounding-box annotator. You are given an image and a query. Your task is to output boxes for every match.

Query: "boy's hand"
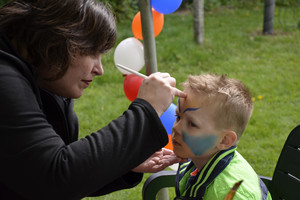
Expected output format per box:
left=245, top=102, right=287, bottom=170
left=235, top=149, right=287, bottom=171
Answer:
left=132, top=148, right=187, bottom=173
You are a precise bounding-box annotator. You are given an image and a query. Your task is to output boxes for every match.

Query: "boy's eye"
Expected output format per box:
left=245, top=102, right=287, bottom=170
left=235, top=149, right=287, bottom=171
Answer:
left=189, top=121, right=197, bottom=128
left=175, top=114, right=180, bottom=121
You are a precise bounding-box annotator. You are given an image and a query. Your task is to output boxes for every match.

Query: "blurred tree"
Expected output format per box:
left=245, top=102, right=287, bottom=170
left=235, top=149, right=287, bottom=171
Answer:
left=0, top=0, right=10, bottom=6
left=263, top=0, right=275, bottom=34
left=0, top=0, right=139, bottom=22
left=193, top=0, right=204, bottom=44
left=100, top=0, right=139, bottom=22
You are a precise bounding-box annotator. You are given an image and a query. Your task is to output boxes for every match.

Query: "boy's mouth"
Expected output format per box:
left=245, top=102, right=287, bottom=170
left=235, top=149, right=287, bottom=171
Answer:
left=172, top=139, right=182, bottom=147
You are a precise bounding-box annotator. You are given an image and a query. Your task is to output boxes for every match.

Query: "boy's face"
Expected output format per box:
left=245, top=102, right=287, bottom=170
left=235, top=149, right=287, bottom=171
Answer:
left=171, top=89, right=221, bottom=159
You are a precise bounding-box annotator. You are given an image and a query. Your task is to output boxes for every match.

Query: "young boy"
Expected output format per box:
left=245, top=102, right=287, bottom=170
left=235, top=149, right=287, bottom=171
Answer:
left=172, top=74, right=272, bottom=200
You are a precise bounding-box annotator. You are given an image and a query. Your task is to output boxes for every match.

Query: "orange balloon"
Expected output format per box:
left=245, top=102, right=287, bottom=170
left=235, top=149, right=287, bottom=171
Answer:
left=165, top=135, right=173, bottom=151
left=132, top=9, right=164, bottom=40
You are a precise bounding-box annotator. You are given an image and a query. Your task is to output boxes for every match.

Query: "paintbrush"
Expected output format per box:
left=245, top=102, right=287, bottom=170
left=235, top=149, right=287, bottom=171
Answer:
left=116, top=63, right=184, bottom=93
left=116, top=64, right=148, bottom=79
left=223, top=180, right=243, bottom=200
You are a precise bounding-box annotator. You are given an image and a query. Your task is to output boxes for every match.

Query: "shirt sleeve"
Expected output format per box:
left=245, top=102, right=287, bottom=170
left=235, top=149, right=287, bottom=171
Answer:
left=0, top=64, right=168, bottom=199
left=88, top=171, right=143, bottom=197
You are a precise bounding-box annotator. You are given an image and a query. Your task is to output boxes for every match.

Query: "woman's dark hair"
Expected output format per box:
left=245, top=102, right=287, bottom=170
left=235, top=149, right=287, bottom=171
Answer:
left=0, top=0, right=117, bottom=80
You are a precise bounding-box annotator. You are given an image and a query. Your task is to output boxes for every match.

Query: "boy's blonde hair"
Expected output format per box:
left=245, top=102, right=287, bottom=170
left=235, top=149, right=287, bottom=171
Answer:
left=182, top=74, right=253, bottom=141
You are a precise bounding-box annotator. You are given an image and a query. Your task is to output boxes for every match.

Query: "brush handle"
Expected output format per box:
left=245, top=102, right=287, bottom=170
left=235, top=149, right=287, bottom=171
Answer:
left=116, top=64, right=147, bottom=79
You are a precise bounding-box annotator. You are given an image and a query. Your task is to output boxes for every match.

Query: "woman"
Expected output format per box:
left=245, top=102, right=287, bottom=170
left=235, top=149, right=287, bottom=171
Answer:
left=0, top=0, right=186, bottom=199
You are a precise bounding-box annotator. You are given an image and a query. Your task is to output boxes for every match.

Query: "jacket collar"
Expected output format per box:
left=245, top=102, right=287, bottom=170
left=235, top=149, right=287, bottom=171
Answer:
left=175, top=146, right=237, bottom=199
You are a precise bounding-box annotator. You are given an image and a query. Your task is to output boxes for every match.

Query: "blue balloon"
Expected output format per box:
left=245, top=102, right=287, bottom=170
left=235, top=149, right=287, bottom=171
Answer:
left=160, top=103, right=177, bottom=134
left=152, top=0, right=183, bottom=15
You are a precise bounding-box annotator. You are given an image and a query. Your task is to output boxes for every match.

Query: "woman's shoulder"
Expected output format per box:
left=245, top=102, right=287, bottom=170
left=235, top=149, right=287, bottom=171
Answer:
left=0, top=56, right=36, bottom=96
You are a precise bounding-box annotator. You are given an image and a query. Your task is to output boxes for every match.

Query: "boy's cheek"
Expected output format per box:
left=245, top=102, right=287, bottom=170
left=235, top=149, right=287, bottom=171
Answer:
left=172, top=140, right=194, bottom=159
left=172, top=146, right=188, bottom=159
left=171, top=130, right=194, bottom=157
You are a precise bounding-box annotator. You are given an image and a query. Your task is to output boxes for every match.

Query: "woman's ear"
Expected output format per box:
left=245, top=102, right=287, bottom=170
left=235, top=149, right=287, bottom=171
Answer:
left=216, top=130, right=237, bottom=150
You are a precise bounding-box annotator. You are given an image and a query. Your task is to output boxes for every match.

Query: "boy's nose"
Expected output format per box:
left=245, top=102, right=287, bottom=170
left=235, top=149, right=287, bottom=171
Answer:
left=172, top=123, right=183, bottom=136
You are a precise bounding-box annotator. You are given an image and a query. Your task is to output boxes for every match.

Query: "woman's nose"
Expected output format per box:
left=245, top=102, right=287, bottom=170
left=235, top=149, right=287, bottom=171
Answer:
left=93, top=56, right=104, bottom=76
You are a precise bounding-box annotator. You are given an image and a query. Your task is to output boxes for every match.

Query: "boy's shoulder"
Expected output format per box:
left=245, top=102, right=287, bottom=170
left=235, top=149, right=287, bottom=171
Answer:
left=204, top=151, right=265, bottom=200
left=175, top=150, right=271, bottom=200
left=175, top=147, right=237, bottom=198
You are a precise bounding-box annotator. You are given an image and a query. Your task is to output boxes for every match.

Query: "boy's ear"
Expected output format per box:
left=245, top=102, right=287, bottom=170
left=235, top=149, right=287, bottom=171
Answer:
left=217, top=130, right=237, bottom=150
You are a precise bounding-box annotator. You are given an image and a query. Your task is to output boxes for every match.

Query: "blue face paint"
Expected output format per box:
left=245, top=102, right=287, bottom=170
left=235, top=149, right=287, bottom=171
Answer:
left=178, top=98, right=201, bottom=113
left=182, top=132, right=218, bottom=156
left=183, top=107, right=201, bottom=113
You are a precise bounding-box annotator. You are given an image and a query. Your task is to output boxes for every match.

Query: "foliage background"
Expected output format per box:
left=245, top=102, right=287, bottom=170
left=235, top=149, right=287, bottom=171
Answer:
left=0, top=0, right=299, bottom=199
left=77, top=2, right=299, bottom=199
left=1, top=0, right=299, bottom=22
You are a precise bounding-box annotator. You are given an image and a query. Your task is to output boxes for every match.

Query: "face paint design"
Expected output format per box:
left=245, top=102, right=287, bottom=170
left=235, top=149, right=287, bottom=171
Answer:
left=178, top=98, right=201, bottom=113
left=177, top=97, right=217, bottom=156
left=182, top=131, right=218, bottom=156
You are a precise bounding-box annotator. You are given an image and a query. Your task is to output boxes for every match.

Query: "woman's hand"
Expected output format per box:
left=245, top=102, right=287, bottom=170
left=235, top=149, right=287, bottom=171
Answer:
left=132, top=148, right=187, bottom=173
left=137, top=72, right=186, bottom=116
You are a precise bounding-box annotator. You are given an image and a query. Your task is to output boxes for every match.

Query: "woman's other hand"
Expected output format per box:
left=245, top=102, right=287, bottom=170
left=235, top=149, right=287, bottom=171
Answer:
left=131, top=148, right=187, bottom=173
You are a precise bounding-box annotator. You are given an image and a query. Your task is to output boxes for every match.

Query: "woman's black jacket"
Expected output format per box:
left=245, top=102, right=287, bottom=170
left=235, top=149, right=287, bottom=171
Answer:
left=0, top=32, right=168, bottom=200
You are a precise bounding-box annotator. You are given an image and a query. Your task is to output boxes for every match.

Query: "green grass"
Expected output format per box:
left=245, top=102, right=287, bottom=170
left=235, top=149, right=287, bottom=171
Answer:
left=75, top=6, right=300, bottom=200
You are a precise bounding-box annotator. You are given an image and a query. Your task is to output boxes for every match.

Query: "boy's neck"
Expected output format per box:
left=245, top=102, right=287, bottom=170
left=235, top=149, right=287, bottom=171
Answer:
left=191, top=150, right=218, bottom=170
left=191, top=156, right=211, bottom=171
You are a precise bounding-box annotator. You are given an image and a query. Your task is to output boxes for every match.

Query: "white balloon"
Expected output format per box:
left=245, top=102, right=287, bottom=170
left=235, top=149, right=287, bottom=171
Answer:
left=114, top=37, right=145, bottom=74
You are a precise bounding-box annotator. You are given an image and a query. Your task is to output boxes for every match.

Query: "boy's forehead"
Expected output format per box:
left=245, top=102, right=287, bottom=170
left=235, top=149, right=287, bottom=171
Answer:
left=178, top=91, right=201, bottom=112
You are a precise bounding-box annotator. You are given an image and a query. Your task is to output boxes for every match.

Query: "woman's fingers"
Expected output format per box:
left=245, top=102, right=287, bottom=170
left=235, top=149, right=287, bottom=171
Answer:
left=137, top=72, right=186, bottom=116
